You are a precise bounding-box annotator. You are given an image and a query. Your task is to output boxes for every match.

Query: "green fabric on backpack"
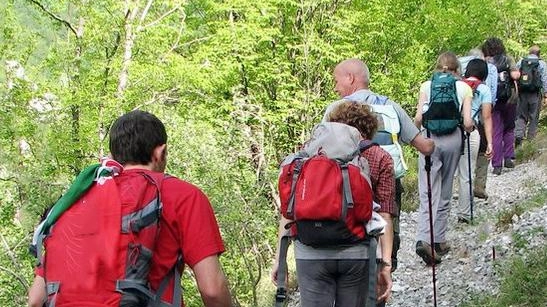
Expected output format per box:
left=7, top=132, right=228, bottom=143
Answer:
left=423, top=72, right=462, bottom=135
left=31, top=159, right=123, bottom=260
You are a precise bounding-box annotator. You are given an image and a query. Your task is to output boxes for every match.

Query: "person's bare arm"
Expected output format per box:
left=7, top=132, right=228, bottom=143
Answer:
left=481, top=104, right=494, bottom=159
left=377, top=212, right=393, bottom=302
left=411, top=91, right=435, bottom=156
left=271, top=216, right=292, bottom=285
left=410, top=134, right=435, bottom=156
left=462, top=95, right=474, bottom=132
left=28, top=275, right=46, bottom=307
left=414, top=91, right=428, bottom=128
left=193, top=255, right=233, bottom=307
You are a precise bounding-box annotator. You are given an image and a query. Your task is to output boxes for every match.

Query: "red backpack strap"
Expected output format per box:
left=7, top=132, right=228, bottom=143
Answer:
left=116, top=172, right=166, bottom=304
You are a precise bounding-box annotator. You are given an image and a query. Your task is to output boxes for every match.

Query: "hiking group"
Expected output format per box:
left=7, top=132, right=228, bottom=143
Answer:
left=27, top=37, right=546, bottom=307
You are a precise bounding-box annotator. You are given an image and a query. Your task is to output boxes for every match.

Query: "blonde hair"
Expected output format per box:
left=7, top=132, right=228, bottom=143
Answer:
left=435, top=51, right=460, bottom=74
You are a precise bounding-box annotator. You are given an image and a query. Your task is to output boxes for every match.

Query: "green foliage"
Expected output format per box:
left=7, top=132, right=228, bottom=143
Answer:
left=462, top=246, right=547, bottom=307
left=0, top=0, right=546, bottom=306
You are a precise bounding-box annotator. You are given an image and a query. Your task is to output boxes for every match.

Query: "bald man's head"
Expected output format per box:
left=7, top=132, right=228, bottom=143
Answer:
left=332, top=59, right=370, bottom=98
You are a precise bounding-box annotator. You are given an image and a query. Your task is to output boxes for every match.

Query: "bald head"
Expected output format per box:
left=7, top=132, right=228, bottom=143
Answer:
left=333, top=59, right=370, bottom=97
left=529, top=45, right=540, bottom=57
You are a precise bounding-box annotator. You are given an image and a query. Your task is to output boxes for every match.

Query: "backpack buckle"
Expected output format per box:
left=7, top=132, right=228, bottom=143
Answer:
left=275, top=288, right=287, bottom=302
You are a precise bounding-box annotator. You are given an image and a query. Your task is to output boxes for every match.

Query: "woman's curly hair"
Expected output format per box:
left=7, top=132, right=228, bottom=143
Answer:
left=481, top=37, right=506, bottom=57
left=326, top=100, right=378, bottom=140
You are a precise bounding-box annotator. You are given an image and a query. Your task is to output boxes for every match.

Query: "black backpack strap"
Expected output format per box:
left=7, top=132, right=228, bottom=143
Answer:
left=366, top=237, right=378, bottom=307
left=274, top=235, right=291, bottom=307
left=359, top=139, right=378, bottom=152
left=286, top=159, right=304, bottom=218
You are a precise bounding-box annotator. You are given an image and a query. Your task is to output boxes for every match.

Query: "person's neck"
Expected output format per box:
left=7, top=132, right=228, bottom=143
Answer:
left=124, top=164, right=154, bottom=171
left=353, top=86, right=369, bottom=93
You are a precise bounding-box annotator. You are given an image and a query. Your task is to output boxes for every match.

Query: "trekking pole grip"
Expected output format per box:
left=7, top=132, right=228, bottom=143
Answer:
left=425, top=155, right=432, bottom=172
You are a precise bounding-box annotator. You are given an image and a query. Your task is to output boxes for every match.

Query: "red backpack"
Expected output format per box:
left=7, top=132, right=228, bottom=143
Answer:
left=42, top=170, right=167, bottom=307
left=278, top=122, right=373, bottom=246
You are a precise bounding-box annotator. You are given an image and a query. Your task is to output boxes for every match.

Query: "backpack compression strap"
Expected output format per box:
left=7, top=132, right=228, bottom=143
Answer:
left=340, top=163, right=354, bottom=220
left=149, top=255, right=184, bottom=307
left=366, top=237, right=378, bottom=307
left=274, top=235, right=290, bottom=307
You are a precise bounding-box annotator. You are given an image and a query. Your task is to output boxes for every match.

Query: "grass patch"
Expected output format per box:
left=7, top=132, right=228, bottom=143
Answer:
left=515, top=138, right=539, bottom=162
left=496, top=188, right=547, bottom=229
left=461, top=245, right=547, bottom=307
left=401, top=148, right=420, bottom=212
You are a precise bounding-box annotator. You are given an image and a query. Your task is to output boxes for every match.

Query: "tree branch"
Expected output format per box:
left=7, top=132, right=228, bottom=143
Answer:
left=0, top=265, right=29, bottom=290
left=138, top=0, right=154, bottom=25
left=27, top=0, right=78, bottom=36
left=140, top=5, right=181, bottom=31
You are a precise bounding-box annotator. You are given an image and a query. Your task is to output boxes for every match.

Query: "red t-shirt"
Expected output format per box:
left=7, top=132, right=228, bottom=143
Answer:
left=144, top=170, right=225, bottom=304
left=35, top=169, right=225, bottom=306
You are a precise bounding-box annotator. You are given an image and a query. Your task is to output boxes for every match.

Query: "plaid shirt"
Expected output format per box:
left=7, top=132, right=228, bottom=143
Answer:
left=361, top=144, right=397, bottom=216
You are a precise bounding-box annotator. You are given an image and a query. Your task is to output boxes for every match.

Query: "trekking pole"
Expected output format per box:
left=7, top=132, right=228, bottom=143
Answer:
left=466, top=131, right=474, bottom=222
left=424, top=154, right=438, bottom=307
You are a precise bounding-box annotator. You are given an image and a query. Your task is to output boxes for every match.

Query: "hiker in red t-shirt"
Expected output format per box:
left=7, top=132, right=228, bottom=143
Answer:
left=28, top=110, right=232, bottom=307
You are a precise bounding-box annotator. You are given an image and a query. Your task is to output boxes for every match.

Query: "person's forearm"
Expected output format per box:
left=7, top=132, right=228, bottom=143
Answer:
left=274, top=217, right=292, bottom=263
left=484, top=116, right=493, bottom=147
left=462, top=97, right=474, bottom=131
left=202, top=281, right=233, bottom=307
left=378, top=212, right=393, bottom=264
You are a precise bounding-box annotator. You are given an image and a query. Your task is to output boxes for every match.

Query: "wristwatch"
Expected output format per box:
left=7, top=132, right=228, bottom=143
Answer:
left=377, top=259, right=392, bottom=268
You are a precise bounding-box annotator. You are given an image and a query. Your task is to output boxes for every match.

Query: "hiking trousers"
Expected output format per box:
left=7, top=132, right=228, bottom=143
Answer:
left=456, top=129, right=480, bottom=220
left=416, top=129, right=462, bottom=245
left=515, top=91, right=542, bottom=140
left=474, top=123, right=489, bottom=194
left=296, top=259, right=369, bottom=307
left=492, top=104, right=516, bottom=167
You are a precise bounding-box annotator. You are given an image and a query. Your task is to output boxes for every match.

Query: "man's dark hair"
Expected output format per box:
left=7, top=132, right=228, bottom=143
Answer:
left=481, top=37, right=506, bottom=57
left=465, top=58, right=488, bottom=81
left=109, top=110, right=167, bottom=165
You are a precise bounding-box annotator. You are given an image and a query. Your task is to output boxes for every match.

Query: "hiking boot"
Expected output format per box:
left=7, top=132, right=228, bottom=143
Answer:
left=492, top=167, right=502, bottom=175
left=504, top=158, right=515, bottom=168
left=474, top=188, right=488, bottom=200
left=458, top=217, right=471, bottom=224
left=434, top=242, right=451, bottom=256
left=515, top=137, right=522, bottom=148
left=416, top=241, right=441, bottom=265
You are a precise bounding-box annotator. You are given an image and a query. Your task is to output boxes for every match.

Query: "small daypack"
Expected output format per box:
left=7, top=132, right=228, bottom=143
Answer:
left=423, top=71, right=462, bottom=135
left=519, top=57, right=541, bottom=92
left=462, top=77, right=484, bottom=122
left=493, top=54, right=513, bottom=103
left=368, top=97, right=408, bottom=179
left=32, top=159, right=179, bottom=307
left=278, top=122, right=373, bottom=247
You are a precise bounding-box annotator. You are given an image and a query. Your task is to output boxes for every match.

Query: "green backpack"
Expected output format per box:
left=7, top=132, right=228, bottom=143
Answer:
left=423, top=71, right=462, bottom=135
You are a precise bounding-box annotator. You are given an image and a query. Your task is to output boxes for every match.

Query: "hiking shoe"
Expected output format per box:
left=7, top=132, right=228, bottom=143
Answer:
left=474, top=188, right=488, bottom=200
left=434, top=242, right=451, bottom=256
left=504, top=159, right=515, bottom=168
left=458, top=217, right=471, bottom=224
left=416, top=241, right=441, bottom=265
left=492, top=167, right=502, bottom=175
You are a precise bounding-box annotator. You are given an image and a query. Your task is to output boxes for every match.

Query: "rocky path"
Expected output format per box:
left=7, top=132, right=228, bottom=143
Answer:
left=389, top=156, right=547, bottom=306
